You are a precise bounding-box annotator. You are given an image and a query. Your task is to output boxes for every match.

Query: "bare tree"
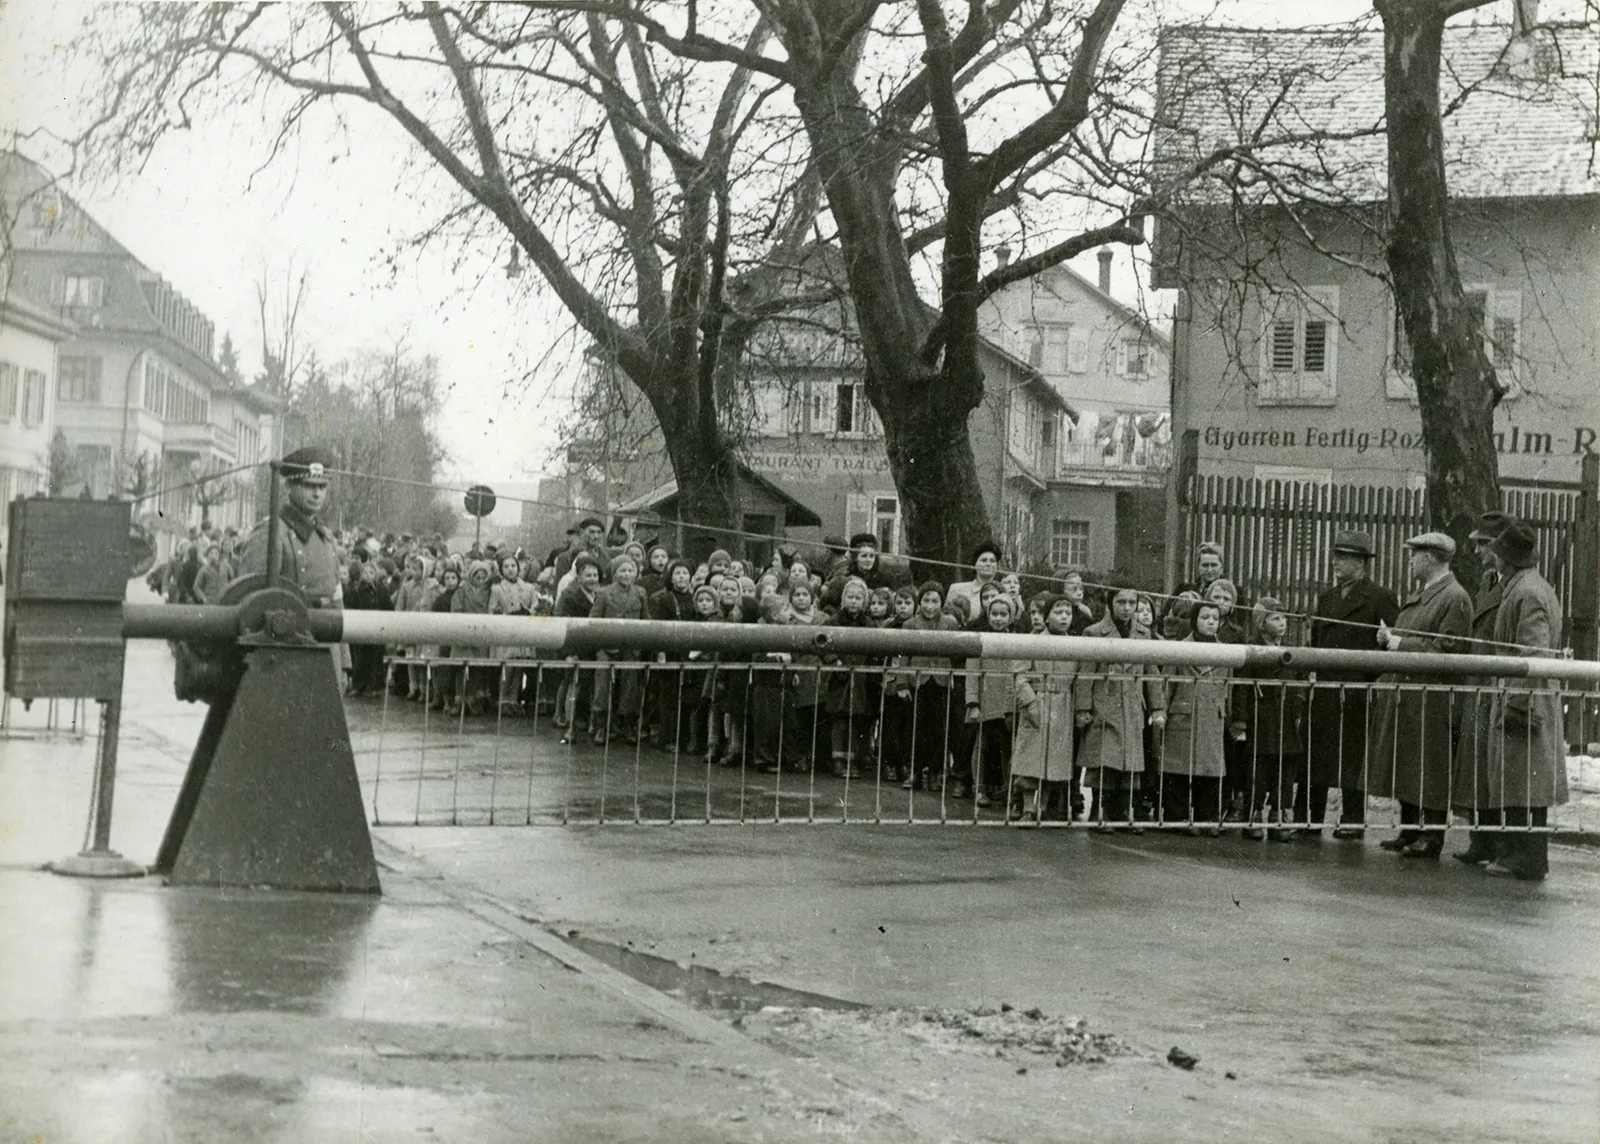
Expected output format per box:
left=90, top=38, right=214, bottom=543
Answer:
left=68, top=4, right=836, bottom=552
left=1374, top=0, right=1500, bottom=557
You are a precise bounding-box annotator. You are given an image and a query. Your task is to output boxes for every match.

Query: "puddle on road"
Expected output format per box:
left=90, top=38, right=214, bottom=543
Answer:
left=559, top=932, right=865, bottom=1015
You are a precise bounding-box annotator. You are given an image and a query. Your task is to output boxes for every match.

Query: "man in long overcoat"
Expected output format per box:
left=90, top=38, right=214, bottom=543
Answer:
left=1481, top=521, right=1569, bottom=881
left=1369, top=532, right=1473, bottom=858
left=1450, top=511, right=1511, bottom=863
left=1300, top=531, right=1399, bottom=837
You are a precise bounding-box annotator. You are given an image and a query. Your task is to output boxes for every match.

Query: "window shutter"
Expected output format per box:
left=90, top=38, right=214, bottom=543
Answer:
left=753, top=384, right=786, bottom=435
left=810, top=380, right=836, bottom=435
left=1258, top=293, right=1288, bottom=401
left=0, top=362, right=16, bottom=421
left=1068, top=329, right=1088, bottom=373
left=1300, top=286, right=1339, bottom=400
left=49, top=274, right=65, bottom=305
left=1027, top=331, right=1044, bottom=368
left=1386, top=298, right=1416, bottom=400
left=1491, top=289, right=1522, bottom=397
left=845, top=493, right=871, bottom=539
left=1115, top=339, right=1128, bottom=376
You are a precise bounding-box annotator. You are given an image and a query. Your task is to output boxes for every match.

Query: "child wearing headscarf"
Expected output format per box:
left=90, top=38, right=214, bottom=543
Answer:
left=448, top=560, right=495, bottom=716
left=589, top=553, right=649, bottom=745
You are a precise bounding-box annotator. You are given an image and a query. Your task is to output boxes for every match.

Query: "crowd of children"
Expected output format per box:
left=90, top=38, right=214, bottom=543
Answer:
left=313, top=526, right=1314, bottom=833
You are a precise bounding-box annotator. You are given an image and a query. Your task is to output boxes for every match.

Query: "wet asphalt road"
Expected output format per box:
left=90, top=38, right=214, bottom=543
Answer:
left=2, top=633, right=1598, bottom=1141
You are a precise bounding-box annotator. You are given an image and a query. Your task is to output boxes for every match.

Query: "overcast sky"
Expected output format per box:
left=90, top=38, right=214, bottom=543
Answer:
left=1, top=0, right=1549, bottom=485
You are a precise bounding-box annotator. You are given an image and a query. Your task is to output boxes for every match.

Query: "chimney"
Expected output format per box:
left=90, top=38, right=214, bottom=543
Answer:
left=994, top=243, right=1012, bottom=270
left=1513, top=0, right=1538, bottom=36
left=1097, top=248, right=1113, bottom=293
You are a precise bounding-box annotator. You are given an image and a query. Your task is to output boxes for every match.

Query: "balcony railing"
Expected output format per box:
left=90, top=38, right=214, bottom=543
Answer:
left=1056, top=411, right=1171, bottom=478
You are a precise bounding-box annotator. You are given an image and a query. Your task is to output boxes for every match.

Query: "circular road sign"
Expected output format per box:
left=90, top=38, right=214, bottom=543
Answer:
left=463, top=484, right=497, bottom=518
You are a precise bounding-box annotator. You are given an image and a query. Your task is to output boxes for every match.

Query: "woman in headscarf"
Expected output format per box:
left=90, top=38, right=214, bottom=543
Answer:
left=448, top=559, right=495, bottom=716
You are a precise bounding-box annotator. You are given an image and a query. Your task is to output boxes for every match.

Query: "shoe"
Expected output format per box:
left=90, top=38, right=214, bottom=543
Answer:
left=552, top=716, right=569, bottom=730
left=591, top=730, right=608, bottom=746
left=950, top=783, right=973, bottom=800
left=1400, top=839, right=1441, bottom=860
left=1378, top=836, right=1411, bottom=852
left=901, top=775, right=918, bottom=790
left=1331, top=826, right=1363, bottom=840
left=1452, top=847, right=1496, bottom=865
left=975, top=792, right=993, bottom=808
left=1242, top=826, right=1265, bottom=841
left=1484, top=861, right=1545, bottom=882
left=1268, top=828, right=1298, bottom=843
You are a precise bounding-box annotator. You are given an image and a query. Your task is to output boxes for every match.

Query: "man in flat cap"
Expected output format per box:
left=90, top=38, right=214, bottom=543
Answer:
left=1369, top=531, right=1472, bottom=858
left=1294, top=530, right=1400, bottom=838
left=237, top=446, right=342, bottom=609
left=1479, top=521, right=1568, bottom=881
left=1450, top=512, right=1513, bottom=863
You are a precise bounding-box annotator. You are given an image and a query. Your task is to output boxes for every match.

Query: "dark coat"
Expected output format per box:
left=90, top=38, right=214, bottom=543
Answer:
left=1368, top=572, right=1473, bottom=810
left=1160, top=638, right=1232, bottom=778
left=1305, top=576, right=1400, bottom=790
left=1232, top=644, right=1305, bottom=759
left=1071, top=614, right=1165, bottom=776
left=1450, top=570, right=1505, bottom=812
left=1484, top=566, right=1569, bottom=809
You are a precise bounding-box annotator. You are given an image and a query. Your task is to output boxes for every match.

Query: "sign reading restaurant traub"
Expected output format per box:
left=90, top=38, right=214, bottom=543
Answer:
left=747, top=451, right=894, bottom=475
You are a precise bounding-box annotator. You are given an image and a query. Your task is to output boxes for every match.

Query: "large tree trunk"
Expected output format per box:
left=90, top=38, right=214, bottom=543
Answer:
left=788, top=69, right=996, bottom=577
left=880, top=404, right=993, bottom=578
left=1377, top=0, right=1500, bottom=581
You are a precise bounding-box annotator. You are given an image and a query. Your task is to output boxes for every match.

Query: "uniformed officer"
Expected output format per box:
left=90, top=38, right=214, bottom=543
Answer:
left=237, top=446, right=342, bottom=608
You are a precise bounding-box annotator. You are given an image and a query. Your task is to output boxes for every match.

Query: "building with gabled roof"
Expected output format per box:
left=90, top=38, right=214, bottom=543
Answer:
left=1151, top=17, right=1600, bottom=588
left=0, top=152, right=283, bottom=546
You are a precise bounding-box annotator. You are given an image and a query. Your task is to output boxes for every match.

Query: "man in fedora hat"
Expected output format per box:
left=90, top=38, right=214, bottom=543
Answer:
left=1451, top=511, right=1513, bottom=864
left=1294, top=530, right=1400, bottom=839
left=1480, top=520, right=1568, bottom=880
left=237, top=445, right=342, bottom=609
left=1369, top=531, right=1472, bottom=858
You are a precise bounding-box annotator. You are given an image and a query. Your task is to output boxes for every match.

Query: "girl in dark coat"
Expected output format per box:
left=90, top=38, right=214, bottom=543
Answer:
left=1231, top=597, right=1306, bottom=841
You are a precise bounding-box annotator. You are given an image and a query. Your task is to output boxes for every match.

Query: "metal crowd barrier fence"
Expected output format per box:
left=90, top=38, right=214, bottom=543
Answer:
left=132, top=607, right=1593, bottom=834
left=350, top=659, right=1598, bottom=831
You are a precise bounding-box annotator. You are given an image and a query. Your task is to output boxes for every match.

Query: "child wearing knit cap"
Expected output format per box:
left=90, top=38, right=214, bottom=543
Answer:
left=588, top=554, right=649, bottom=745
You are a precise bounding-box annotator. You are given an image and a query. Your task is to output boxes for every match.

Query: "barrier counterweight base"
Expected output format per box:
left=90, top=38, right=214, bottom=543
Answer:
left=160, top=643, right=380, bottom=894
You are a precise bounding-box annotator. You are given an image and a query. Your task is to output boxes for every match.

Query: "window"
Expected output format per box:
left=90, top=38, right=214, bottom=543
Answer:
left=52, top=274, right=105, bottom=309
left=57, top=355, right=103, bottom=403
left=846, top=491, right=904, bottom=554
left=143, top=361, right=165, bottom=416
left=1258, top=286, right=1338, bottom=404
left=1387, top=285, right=1522, bottom=400
left=1118, top=337, right=1151, bottom=378
left=21, top=370, right=46, bottom=427
left=0, top=362, right=17, bottom=422
left=1050, top=519, right=1090, bottom=569
left=1027, top=324, right=1088, bottom=375
left=829, top=380, right=878, bottom=437
left=74, top=445, right=112, bottom=498
left=751, top=384, right=797, bottom=436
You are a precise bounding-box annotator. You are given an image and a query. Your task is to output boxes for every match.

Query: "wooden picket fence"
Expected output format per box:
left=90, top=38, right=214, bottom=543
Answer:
left=1180, top=472, right=1599, bottom=654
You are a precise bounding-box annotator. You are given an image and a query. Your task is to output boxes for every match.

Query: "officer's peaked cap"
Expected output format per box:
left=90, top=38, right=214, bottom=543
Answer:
left=281, top=446, right=334, bottom=486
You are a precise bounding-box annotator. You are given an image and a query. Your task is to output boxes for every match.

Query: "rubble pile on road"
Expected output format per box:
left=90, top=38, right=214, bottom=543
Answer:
left=741, top=1003, right=1131, bottom=1068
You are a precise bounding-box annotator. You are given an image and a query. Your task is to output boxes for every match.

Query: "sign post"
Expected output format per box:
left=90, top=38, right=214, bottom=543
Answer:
left=464, top=484, right=497, bottom=549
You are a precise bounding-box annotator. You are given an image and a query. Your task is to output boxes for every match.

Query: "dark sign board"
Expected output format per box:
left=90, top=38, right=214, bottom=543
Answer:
left=5, top=498, right=130, bottom=700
